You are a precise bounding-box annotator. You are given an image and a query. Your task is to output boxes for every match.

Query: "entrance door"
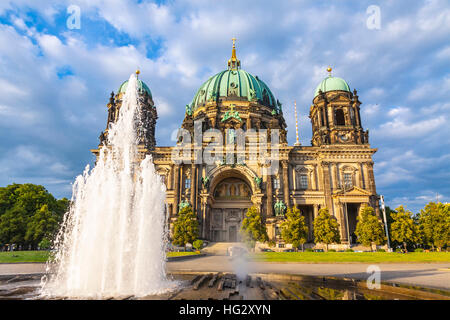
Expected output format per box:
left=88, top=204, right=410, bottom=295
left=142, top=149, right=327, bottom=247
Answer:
left=229, top=226, right=237, bottom=242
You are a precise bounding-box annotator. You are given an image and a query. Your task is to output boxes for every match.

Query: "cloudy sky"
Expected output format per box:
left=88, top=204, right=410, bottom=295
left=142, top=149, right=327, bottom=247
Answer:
left=0, top=0, right=448, bottom=213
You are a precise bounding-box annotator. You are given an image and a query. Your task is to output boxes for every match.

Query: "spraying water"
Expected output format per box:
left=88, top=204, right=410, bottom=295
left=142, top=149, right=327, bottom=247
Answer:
left=40, top=74, right=175, bottom=298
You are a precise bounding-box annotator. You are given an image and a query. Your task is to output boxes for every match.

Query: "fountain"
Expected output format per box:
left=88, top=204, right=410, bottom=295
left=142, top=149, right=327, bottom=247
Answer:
left=40, top=73, right=176, bottom=299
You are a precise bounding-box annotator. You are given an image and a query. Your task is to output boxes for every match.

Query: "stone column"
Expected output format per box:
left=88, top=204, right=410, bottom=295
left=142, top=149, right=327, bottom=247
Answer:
left=321, top=162, right=333, bottom=213
left=353, top=104, right=361, bottom=127
left=313, top=204, right=319, bottom=219
left=367, top=162, right=377, bottom=194
left=339, top=202, right=349, bottom=244
left=356, top=167, right=363, bottom=189
left=201, top=199, right=207, bottom=238
left=190, top=163, right=196, bottom=212
left=172, top=164, right=180, bottom=216
left=363, top=163, right=369, bottom=190
left=331, top=163, right=338, bottom=190
left=311, top=165, right=318, bottom=190
left=282, top=160, right=290, bottom=208
left=266, top=166, right=273, bottom=217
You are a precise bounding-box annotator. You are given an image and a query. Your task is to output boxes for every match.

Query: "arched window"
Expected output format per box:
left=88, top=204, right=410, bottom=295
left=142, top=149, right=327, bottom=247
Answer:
left=335, top=109, right=345, bottom=126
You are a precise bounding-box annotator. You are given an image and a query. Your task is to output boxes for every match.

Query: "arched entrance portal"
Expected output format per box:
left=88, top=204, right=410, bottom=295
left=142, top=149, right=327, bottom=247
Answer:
left=209, top=177, right=253, bottom=242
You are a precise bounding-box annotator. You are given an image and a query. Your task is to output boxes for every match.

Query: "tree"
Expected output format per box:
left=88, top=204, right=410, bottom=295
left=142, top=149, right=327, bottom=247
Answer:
left=25, top=204, right=60, bottom=249
left=172, top=206, right=199, bottom=250
left=354, top=206, right=386, bottom=250
left=313, top=208, right=340, bottom=251
left=0, top=208, right=26, bottom=245
left=280, top=206, right=309, bottom=251
left=240, top=206, right=268, bottom=249
left=418, top=202, right=450, bottom=251
left=38, top=237, right=52, bottom=250
left=390, top=206, right=420, bottom=252
left=0, top=184, right=69, bottom=248
left=193, top=239, right=203, bottom=251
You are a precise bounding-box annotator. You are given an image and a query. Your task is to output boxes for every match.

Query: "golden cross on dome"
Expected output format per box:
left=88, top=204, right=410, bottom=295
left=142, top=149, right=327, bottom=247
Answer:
left=229, top=104, right=235, bottom=112
left=228, top=37, right=240, bottom=70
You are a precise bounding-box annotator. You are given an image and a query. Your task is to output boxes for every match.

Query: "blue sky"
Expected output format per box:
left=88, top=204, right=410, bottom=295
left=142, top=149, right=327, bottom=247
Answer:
left=0, top=0, right=449, bottom=213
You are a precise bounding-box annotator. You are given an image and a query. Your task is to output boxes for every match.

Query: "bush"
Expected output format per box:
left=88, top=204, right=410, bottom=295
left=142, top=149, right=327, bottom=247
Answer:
left=414, top=248, right=424, bottom=252
left=395, top=248, right=403, bottom=253
left=305, top=248, right=314, bottom=252
left=328, top=249, right=336, bottom=252
left=345, top=249, right=354, bottom=252
left=377, top=249, right=386, bottom=252
left=193, top=239, right=203, bottom=251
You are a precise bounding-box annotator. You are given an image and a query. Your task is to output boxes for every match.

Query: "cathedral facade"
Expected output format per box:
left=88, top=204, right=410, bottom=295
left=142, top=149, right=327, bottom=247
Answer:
left=92, top=42, right=379, bottom=245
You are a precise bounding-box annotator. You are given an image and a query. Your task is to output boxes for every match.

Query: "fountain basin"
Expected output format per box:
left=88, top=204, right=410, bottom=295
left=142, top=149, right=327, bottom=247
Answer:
left=1, top=272, right=449, bottom=300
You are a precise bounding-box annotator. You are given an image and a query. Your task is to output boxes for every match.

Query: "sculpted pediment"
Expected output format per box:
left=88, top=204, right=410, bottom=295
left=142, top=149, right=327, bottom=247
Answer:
left=333, top=186, right=371, bottom=196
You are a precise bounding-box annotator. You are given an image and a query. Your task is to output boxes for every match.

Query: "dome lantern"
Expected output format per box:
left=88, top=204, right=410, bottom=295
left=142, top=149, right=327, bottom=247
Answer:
left=227, top=37, right=241, bottom=71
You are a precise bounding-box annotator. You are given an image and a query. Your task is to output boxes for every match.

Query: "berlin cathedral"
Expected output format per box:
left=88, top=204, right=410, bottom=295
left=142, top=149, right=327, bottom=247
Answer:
left=92, top=40, right=380, bottom=246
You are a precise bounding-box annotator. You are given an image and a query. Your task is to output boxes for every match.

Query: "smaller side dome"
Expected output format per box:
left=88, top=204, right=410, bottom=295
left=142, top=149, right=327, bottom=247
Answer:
left=118, top=79, right=152, bottom=98
left=314, top=76, right=350, bottom=97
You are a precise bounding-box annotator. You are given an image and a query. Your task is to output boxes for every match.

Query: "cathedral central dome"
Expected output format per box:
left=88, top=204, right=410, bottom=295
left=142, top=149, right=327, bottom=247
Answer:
left=189, top=39, right=277, bottom=112
left=189, top=69, right=277, bottom=111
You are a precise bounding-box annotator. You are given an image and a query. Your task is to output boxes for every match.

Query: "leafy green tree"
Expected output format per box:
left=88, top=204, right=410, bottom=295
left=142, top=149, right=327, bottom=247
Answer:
left=240, top=206, right=268, bottom=249
left=313, top=208, right=340, bottom=251
left=0, top=184, right=69, bottom=249
left=172, top=206, right=199, bottom=250
left=193, top=239, right=203, bottom=251
left=25, top=204, right=60, bottom=248
left=280, top=206, right=309, bottom=251
left=390, top=206, right=420, bottom=252
left=418, top=202, right=450, bottom=251
left=354, top=206, right=386, bottom=250
left=0, top=208, right=26, bottom=245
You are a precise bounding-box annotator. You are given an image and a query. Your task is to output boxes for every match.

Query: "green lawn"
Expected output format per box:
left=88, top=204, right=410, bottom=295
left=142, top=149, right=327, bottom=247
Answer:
left=167, top=251, right=200, bottom=257
left=252, top=252, right=450, bottom=263
left=0, top=250, right=200, bottom=263
left=0, top=250, right=50, bottom=263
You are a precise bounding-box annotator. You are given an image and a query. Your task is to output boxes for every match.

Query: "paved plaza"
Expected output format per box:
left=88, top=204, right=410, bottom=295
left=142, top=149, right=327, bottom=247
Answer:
left=0, top=255, right=449, bottom=291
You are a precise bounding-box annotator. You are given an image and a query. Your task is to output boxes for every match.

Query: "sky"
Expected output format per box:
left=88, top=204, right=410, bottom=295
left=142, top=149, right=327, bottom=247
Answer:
left=0, top=0, right=449, bottom=213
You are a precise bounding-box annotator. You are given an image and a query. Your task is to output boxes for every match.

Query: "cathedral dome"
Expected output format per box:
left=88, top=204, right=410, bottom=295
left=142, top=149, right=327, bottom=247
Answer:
left=314, top=72, right=351, bottom=97
left=190, top=69, right=277, bottom=111
left=118, top=77, right=152, bottom=98
left=189, top=39, right=278, bottom=112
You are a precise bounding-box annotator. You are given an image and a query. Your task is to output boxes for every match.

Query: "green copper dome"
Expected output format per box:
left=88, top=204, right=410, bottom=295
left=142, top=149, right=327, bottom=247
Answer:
left=118, top=79, right=152, bottom=98
left=189, top=69, right=277, bottom=111
left=314, top=76, right=351, bottom=97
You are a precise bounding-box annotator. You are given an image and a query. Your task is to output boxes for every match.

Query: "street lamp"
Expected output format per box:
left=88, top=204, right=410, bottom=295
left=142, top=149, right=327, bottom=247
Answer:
left=380, top=195, right=391, bottom=251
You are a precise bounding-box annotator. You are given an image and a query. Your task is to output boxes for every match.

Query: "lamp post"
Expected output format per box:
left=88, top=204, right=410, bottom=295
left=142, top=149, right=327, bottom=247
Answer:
left=380, top=195, right=391, bottom=251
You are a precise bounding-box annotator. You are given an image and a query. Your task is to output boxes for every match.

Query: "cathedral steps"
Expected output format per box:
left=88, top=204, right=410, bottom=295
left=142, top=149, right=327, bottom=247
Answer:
left=202, top=242, right=247, bottom=256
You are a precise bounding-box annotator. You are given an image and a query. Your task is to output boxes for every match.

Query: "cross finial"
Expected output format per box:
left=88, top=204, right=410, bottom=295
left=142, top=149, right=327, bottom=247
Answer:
left=228, top=37, right=240, bottom=70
